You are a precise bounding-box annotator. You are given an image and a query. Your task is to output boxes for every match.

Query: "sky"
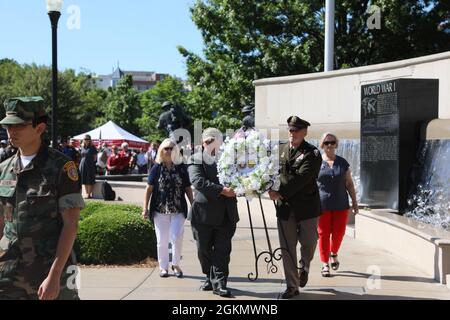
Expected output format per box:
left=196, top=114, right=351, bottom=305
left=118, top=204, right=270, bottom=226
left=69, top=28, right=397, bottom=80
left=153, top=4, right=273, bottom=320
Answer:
left=0, top=0, right=205, bottom=79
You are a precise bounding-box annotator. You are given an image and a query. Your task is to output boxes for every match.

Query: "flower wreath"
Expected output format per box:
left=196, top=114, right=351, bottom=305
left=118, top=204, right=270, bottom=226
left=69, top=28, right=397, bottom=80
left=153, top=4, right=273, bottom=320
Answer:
left=217, top=129, right=280, bottom=200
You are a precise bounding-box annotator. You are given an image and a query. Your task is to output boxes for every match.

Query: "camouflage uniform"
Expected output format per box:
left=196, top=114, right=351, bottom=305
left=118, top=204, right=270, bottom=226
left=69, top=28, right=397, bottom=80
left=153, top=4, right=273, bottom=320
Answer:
left=0, top=97, right=85, bottom=300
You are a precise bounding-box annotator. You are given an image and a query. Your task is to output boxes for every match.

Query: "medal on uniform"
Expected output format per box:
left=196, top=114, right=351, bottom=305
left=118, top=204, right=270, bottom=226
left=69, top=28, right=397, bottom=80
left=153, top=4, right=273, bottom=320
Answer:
left=295, top=154, right=305, bottom=162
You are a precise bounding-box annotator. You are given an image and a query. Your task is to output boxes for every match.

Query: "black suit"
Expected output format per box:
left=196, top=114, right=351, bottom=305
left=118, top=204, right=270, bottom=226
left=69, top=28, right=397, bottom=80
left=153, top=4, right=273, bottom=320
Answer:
left=187, top=151, right=239, bottom=288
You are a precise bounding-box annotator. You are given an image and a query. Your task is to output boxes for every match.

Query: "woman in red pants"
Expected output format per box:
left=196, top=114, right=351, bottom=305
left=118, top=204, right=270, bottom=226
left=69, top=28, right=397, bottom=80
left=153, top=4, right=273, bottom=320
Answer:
left=317, top=133, right=358, bottom=277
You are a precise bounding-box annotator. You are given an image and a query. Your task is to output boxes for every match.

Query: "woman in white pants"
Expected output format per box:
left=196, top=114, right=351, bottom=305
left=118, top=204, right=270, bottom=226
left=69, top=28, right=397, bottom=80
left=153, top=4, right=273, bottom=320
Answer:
left=142, top=139, right=193, bottom=278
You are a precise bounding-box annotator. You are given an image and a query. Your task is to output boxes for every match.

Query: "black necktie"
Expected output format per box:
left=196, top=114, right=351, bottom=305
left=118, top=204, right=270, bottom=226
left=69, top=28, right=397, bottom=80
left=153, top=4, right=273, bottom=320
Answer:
left=289, top=147, right=295, bottom=158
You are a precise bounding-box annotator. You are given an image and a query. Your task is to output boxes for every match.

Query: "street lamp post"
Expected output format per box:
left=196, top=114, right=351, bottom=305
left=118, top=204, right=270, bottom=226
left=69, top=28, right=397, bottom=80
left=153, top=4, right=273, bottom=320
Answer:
left=46, top=0, right=63, bottom=149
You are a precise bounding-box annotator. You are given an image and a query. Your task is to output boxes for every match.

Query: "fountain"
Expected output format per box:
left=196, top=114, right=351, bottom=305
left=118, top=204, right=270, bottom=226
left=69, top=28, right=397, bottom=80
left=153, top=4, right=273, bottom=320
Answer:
left=406, top=134, right=450, bottom=231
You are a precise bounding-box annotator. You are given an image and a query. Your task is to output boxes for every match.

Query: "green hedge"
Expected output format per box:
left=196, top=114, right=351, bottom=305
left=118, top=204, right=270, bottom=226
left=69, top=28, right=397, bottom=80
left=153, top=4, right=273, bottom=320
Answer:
left=80, top=202, right=142, bottom=220
left=75, top=202, right=156, bottom=265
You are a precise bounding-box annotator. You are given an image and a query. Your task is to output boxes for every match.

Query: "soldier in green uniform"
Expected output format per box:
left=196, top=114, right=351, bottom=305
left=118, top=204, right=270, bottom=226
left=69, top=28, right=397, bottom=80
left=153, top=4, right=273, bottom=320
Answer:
left=269, top=116, right=322, bottom=299
left=0, top=97, right=84, bottom=300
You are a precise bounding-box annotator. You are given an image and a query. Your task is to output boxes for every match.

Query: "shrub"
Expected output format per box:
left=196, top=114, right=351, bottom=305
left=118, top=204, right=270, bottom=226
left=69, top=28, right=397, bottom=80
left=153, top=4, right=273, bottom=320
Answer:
left=75, top=203, right=156, bottom=265
left=80, top=201, right=142, bottom=220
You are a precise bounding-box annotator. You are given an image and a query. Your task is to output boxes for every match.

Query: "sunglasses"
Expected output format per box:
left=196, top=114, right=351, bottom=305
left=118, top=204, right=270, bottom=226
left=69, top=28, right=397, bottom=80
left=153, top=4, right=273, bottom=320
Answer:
left=164, top=147, right=173, bottom=151
left=323, top=141, right=336, bottom=146
left=204, top=139, right=215, bottom=145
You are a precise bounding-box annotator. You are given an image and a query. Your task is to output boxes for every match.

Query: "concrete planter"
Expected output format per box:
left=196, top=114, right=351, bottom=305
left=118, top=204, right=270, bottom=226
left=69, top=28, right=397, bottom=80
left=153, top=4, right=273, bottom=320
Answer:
left=356, top=209, right=450, bottom=284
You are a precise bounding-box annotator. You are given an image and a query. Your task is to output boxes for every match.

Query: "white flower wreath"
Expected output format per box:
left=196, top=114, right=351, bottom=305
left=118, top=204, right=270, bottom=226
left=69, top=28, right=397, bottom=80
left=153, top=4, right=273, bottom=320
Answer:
left=217, top=129, right=281, bottom=200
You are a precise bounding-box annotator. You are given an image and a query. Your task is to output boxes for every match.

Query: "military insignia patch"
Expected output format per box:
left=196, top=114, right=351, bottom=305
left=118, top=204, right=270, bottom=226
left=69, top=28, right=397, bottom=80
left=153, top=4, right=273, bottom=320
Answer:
left=314, top=149, right=320, bottom=157
left=63, top=161, right=79, bottom=182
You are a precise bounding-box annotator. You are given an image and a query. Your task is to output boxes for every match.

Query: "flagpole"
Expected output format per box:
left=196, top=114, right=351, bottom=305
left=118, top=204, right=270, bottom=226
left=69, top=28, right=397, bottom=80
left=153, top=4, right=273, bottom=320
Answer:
left=324, top=0, right=335, bottom=72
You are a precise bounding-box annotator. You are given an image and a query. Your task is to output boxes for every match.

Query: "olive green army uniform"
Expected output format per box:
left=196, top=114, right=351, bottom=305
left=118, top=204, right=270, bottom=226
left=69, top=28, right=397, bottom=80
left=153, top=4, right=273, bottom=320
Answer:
left=275, top=116, right=322, bottom=289
left=0, top=97, right=85, bottom=300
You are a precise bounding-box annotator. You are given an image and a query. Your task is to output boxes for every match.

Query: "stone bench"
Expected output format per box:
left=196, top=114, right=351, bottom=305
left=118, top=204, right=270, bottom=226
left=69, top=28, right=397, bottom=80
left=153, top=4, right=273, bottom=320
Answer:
left=356, top=209, right=450, bottom=284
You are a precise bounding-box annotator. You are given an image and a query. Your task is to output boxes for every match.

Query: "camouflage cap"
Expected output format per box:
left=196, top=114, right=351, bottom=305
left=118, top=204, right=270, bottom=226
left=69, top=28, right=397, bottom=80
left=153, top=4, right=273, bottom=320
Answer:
left=0, top=96, right=46, bottom=125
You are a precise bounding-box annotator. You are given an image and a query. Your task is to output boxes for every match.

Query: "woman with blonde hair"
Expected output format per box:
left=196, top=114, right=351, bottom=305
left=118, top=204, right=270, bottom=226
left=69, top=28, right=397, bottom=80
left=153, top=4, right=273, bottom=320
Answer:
left=142, top=138, right=193, bottom=278
left=317, top=132, right=358, bottom=277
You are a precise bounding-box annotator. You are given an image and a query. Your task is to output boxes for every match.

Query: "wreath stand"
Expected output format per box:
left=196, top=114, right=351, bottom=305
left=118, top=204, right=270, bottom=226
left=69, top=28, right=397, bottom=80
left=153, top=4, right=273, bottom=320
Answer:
left=245, top=196, right=302, bottom=281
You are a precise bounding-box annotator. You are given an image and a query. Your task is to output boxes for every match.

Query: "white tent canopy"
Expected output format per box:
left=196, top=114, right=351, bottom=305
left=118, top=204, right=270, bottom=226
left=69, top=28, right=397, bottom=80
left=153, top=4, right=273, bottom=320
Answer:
left=73, top=121, right=149, bottom=149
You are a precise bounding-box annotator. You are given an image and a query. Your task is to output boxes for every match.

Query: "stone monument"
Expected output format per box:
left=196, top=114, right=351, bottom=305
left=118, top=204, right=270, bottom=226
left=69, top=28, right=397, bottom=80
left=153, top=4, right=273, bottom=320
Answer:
left=360, top=79, right=439, bottom=211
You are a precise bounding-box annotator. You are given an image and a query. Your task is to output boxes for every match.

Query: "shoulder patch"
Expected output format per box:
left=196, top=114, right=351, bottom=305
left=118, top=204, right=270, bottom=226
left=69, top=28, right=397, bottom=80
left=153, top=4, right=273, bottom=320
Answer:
left=63, top=161, right=79, bottom=182
left=314, top=149, right=320, bottom=157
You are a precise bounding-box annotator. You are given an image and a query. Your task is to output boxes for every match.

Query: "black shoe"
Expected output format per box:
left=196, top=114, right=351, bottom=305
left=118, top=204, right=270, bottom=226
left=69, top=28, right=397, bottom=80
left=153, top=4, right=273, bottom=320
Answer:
left=171, top=265, right=183, bottom=278
left=213, top=286, right=232, bottom=298
left=200, top=279, right=213, bottom=291
left=330, top=253, right=340, bottom=271
left=299, top=269, right=309, bottom=288
left=159, top=269, right=169, bottom=278
left=281, top=287, right=299, bottom=299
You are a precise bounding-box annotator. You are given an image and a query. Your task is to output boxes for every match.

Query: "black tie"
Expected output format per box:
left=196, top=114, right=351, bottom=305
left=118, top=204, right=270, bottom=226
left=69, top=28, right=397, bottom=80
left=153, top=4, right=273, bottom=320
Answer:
left=289, top=147, right=296, bottom=158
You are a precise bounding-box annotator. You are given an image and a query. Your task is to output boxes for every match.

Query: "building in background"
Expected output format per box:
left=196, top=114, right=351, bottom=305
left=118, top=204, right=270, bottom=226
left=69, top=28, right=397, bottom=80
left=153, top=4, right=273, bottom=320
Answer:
left=95, top=67, right=170, bottom=92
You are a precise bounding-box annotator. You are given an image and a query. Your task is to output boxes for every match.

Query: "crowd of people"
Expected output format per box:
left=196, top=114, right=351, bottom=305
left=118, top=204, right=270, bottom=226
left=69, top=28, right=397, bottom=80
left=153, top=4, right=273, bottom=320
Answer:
left=0, top=134, right=162, bottom=200
left=55, top=137, right=162, bottom=178
left=0, top=137, right=162, bottom=177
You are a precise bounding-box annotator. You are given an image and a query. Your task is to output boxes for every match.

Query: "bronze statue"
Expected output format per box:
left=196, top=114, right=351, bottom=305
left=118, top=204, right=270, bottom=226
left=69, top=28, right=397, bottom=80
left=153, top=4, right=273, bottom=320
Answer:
left=157, top=101, right=193, bottom=139
left=157, top=101, right=192, bottom=134
left=241, top=104, right=255, bottom=130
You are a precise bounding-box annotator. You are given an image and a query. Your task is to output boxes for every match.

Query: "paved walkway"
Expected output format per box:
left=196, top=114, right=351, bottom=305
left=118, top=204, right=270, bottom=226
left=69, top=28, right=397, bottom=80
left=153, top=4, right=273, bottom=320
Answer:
left=78, top=198, right=450, bottom=300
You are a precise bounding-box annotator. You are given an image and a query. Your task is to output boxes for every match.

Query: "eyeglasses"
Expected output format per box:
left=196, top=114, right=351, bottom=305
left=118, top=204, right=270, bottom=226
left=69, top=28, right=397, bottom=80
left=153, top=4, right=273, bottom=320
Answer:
left=2, top=122, right=33, bottom=130
left=323, top=141, right=336, bottom=146
left=164, top=147, right=173, bottom=151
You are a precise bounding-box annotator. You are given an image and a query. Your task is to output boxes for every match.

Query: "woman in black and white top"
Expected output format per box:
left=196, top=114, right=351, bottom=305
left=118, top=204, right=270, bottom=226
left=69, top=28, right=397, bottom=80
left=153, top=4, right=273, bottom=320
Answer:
left=142, top=138, right=193, bottom=278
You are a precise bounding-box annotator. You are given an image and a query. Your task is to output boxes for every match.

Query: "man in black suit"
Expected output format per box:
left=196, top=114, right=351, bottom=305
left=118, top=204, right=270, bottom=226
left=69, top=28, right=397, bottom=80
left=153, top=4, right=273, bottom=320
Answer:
left=187, top=128, right=239, bottom=297
left=269, top=116, right=322, bottom=299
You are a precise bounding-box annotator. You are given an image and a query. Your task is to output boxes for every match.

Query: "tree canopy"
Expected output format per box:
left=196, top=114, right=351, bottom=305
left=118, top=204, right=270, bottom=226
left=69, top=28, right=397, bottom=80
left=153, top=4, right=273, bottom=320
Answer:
left=0, top=58, right=106, bottom=139
left=179, top=0, right=450, bottom=129
left=1, top=1, right=448, bottom=141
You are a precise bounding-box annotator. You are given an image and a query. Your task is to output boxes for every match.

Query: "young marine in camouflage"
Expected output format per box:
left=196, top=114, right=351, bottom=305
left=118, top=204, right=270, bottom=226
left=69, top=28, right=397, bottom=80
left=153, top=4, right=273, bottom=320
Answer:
left=0, top=97, right=85, bottom=300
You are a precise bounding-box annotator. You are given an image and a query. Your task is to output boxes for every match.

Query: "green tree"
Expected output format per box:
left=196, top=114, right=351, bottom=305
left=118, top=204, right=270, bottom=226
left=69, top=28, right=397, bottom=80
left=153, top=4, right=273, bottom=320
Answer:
left=0, top=59, right=107, bottom=140
left=98, top=75, right=141, bottom=135
left=179, top=0, right=450, bottom=128
left=0, top=59, right=24, bottom=108
left=71, top=74, right=107, bottom=134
